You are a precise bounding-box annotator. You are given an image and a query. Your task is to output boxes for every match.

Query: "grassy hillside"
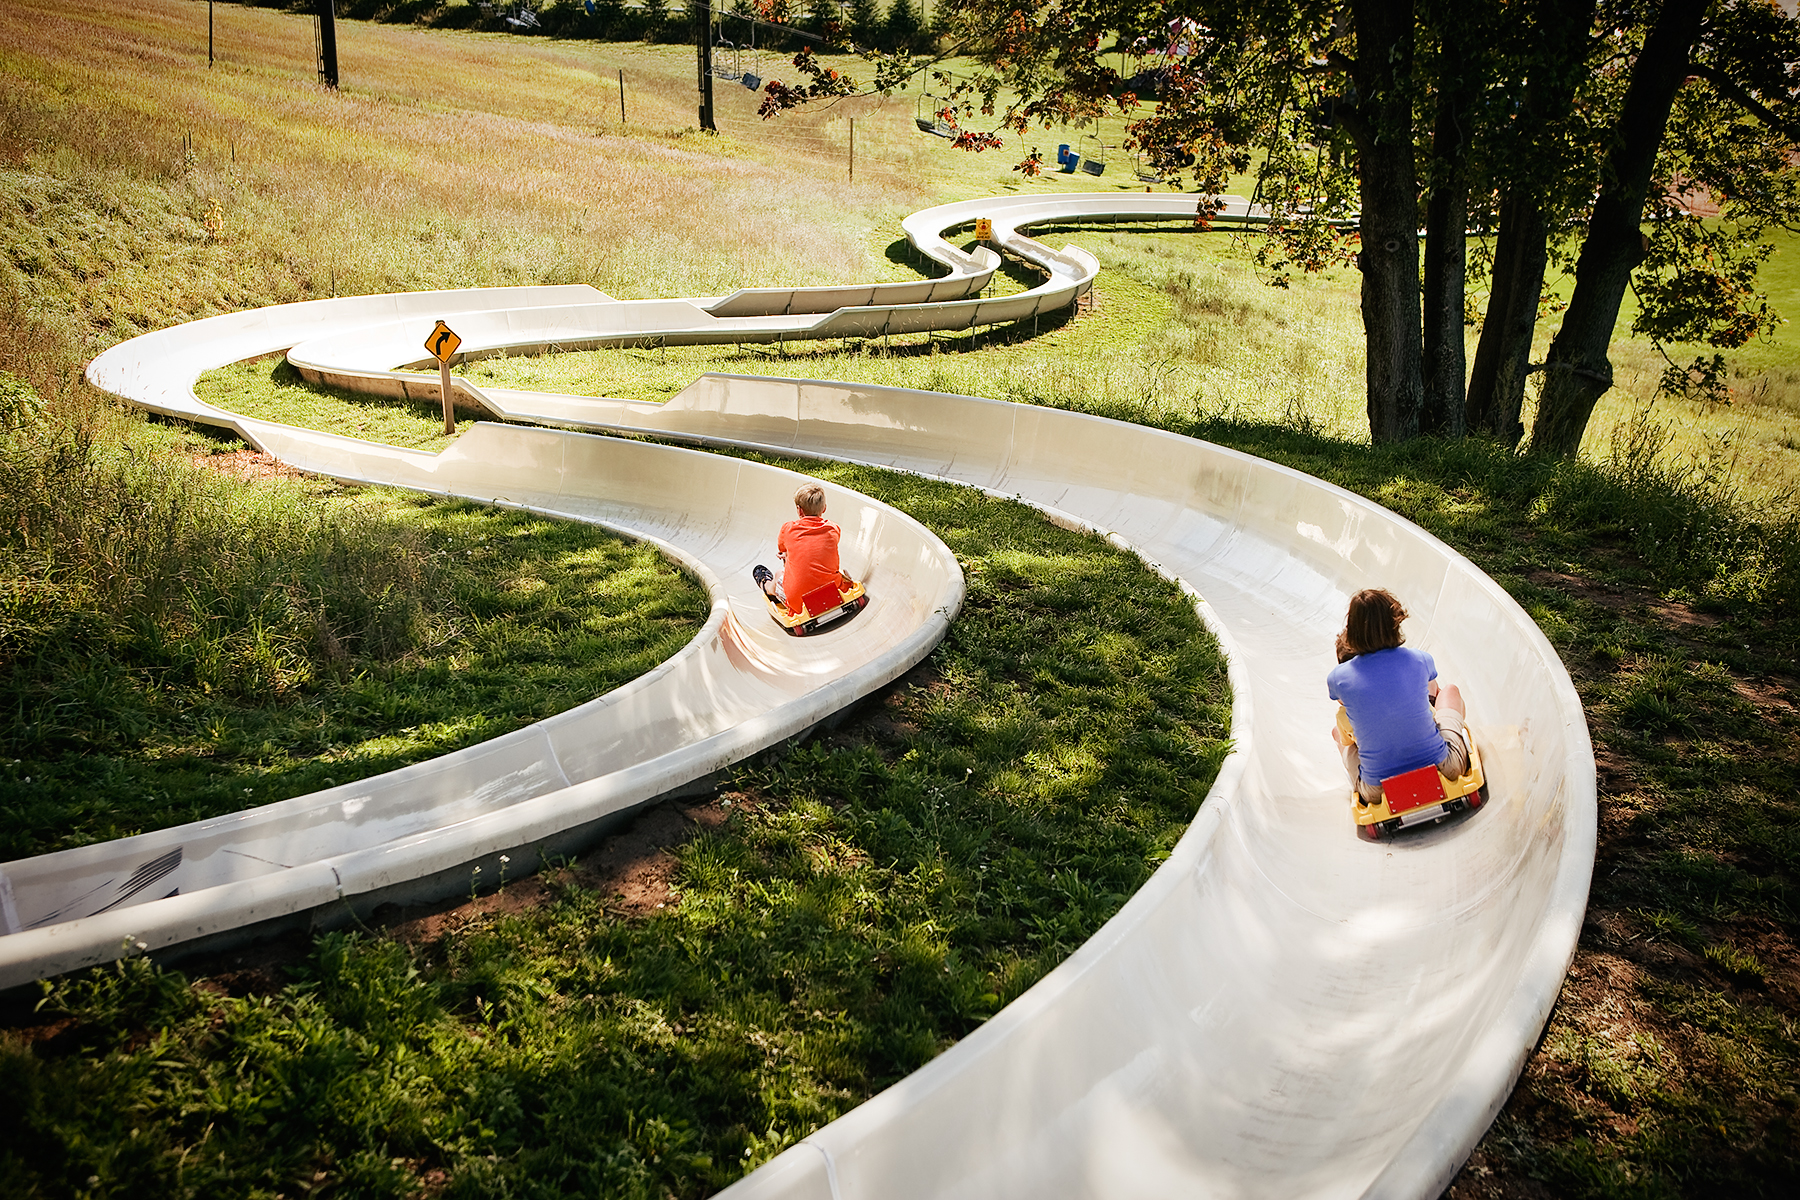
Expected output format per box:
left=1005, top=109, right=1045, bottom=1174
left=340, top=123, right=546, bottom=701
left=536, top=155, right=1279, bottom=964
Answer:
left=0, top=7, right=1232, bottom=1196
left=2, top=3, right=1797, bottom=1198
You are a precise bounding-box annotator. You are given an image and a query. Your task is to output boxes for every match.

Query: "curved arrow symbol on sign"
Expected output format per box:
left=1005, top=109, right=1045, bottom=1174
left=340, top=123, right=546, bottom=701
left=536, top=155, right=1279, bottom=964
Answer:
left=424, top=319, right=461, bottom=363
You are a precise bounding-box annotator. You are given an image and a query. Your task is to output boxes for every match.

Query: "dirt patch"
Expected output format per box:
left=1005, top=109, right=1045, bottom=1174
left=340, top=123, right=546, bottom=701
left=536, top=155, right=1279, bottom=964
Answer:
left=193, top=962, right=289, bottom=1000
left=1733, top=676, right=1798, bottom=718
left=824, top=658, right=941, bottom=752
left=1592, top=743, right=1640, bottom=795
left=376, top=794, right=740, bottom=947
left=194, top=447, right=312, bottom=484
left=1524, top=568, right=1745, bottom=641
left=578, top=793, right=736, bottom=917
left=1444, top=1145, right=1558, bottom=1200
left=1717, top=918, right=1800, bottom=1006
left=1527, top=568, right=1634, bottom=614
left=1648, top=598, right=1722, bottom=631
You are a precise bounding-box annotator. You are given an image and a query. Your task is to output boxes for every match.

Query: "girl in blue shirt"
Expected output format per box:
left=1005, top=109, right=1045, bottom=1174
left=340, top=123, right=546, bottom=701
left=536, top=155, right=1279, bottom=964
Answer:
left=1327, top=589, right=1470, bottom=804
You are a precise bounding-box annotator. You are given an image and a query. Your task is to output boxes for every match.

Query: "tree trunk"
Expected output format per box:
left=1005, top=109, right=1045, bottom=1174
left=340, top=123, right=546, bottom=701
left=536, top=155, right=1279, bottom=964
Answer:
left=1531, top=0, right=1706, bottom=457
left=1420, top=12, right=1475, bottom=438
left=1466, top=193, right=1547, bottom=445
left=1466, top=0, right=1595, bottom=446
left=1350, top=0, right=1424, bottom=444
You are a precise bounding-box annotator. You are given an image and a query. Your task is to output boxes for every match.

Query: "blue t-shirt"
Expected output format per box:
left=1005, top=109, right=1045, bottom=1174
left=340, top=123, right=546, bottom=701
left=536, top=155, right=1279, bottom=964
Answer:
left=1327, top=645, right=1443, bottom=782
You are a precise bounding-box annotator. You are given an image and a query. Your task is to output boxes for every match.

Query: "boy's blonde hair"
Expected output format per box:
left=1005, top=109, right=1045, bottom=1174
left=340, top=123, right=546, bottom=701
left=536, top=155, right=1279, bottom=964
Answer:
left=794, top=483, right=827, bottom=516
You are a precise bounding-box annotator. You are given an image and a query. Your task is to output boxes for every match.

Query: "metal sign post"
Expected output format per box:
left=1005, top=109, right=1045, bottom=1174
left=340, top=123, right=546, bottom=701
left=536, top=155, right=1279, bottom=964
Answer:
left=425, top=321, right=463, bottom=435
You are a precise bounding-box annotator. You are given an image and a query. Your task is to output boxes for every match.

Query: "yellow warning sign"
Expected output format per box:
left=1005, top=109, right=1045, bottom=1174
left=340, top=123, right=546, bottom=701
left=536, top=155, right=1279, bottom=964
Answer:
left=425, top=320, right=462, bottom=363
left=974, top=218, right=993, bottom=242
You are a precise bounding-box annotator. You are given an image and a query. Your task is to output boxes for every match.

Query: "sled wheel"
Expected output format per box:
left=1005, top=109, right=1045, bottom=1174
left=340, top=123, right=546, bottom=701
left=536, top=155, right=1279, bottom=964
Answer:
left=1357, top=821, right=1383, bottom=842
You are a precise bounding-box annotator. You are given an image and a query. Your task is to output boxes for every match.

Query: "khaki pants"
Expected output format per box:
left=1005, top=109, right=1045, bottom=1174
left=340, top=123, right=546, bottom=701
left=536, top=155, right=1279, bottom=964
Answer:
left=1342, top=707, right=1470, bottom=805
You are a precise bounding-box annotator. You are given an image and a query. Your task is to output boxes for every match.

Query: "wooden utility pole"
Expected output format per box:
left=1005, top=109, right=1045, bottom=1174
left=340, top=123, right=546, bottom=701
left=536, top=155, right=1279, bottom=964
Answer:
left=695, top=3, right=716, bottom=132
left=317, top=0, right=338, bottom=89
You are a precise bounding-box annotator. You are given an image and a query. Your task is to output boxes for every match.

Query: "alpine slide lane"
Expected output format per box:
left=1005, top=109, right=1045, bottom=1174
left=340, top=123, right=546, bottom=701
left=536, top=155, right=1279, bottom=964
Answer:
left=14, top=193, right=1591, bottom=1199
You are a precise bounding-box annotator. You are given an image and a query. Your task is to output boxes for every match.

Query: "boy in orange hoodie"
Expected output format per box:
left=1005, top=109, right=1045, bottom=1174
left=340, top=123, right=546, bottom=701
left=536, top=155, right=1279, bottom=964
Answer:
left=753, top=483, right=841, bottom=613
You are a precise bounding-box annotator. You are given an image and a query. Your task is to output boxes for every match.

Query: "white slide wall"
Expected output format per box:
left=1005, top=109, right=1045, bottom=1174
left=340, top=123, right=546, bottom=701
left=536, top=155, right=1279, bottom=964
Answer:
left=10, top=294, right=964, bottom=979
left=43, top=195, right=1595, bottom=1199
left=573, top=376, right=1595, bottom=1200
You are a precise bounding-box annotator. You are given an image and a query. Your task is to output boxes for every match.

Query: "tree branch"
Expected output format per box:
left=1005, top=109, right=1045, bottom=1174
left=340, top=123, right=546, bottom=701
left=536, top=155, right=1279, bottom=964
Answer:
left=1691, top=63, right=1800, bottom=144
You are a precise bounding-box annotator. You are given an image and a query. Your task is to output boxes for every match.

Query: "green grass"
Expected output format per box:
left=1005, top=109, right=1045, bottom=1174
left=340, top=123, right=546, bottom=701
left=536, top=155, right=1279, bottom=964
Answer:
left=0, top=463, right=1229, bottom=1200
left=0, top=399, right=709, bottom=858
left=4, top=7, right=1800, bottom=1196
left=203, top=355, right=472, bottom=452
left=456, top=224, right=1372, bottom=440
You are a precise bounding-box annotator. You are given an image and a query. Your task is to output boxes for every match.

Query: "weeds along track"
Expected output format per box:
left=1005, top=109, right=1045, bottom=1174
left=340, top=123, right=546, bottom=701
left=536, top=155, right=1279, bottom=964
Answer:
left=56, top=194, right=1594, bottom=1200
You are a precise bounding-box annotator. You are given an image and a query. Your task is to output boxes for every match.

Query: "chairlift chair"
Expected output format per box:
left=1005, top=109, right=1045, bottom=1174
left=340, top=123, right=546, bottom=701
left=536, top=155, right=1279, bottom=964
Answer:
left=741, top=22, right=761, bottom=90
left=712, top=37, right=741, bottom=81
left=1134, top=151, right=1162, bottom=183
left=915, top=92, right=955, bottom=138
left=1079, top=132, right=1106, bottom=176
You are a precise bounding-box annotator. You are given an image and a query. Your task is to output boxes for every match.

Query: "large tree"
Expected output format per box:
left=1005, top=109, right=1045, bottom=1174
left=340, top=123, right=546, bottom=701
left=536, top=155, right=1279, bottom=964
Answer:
left=1343, top=0, right=1428, bottom=441
left=760, top=0, right=1800, bottom=453
left=1532, top=0, right=1800, bottom=456
left=1463, top=0, right=1600, bottom=445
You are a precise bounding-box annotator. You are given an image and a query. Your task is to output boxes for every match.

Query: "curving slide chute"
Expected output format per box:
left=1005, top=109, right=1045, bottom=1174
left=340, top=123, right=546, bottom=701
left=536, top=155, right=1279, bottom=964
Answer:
left=8, top=303, right=964, bottom=982
left=557, top=374, right=1596, bottom=1200
left=34, top=194, right=1595, bottom=1199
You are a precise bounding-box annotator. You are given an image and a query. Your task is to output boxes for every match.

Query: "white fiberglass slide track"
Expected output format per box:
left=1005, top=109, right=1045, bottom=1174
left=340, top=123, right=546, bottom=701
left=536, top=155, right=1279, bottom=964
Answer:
left=278, top=195, right=1263, bottom=410
left=552, top=374, right=1597, bottom=1200
left=44, top=193, right=1594, bottom=1199
left=9, top=286, right=964, bottom=982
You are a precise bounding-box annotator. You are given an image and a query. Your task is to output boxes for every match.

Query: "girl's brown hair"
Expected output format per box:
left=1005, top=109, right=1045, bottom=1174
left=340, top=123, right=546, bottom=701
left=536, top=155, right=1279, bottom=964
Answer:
left=1335, top=588, right=1407, bottom=662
